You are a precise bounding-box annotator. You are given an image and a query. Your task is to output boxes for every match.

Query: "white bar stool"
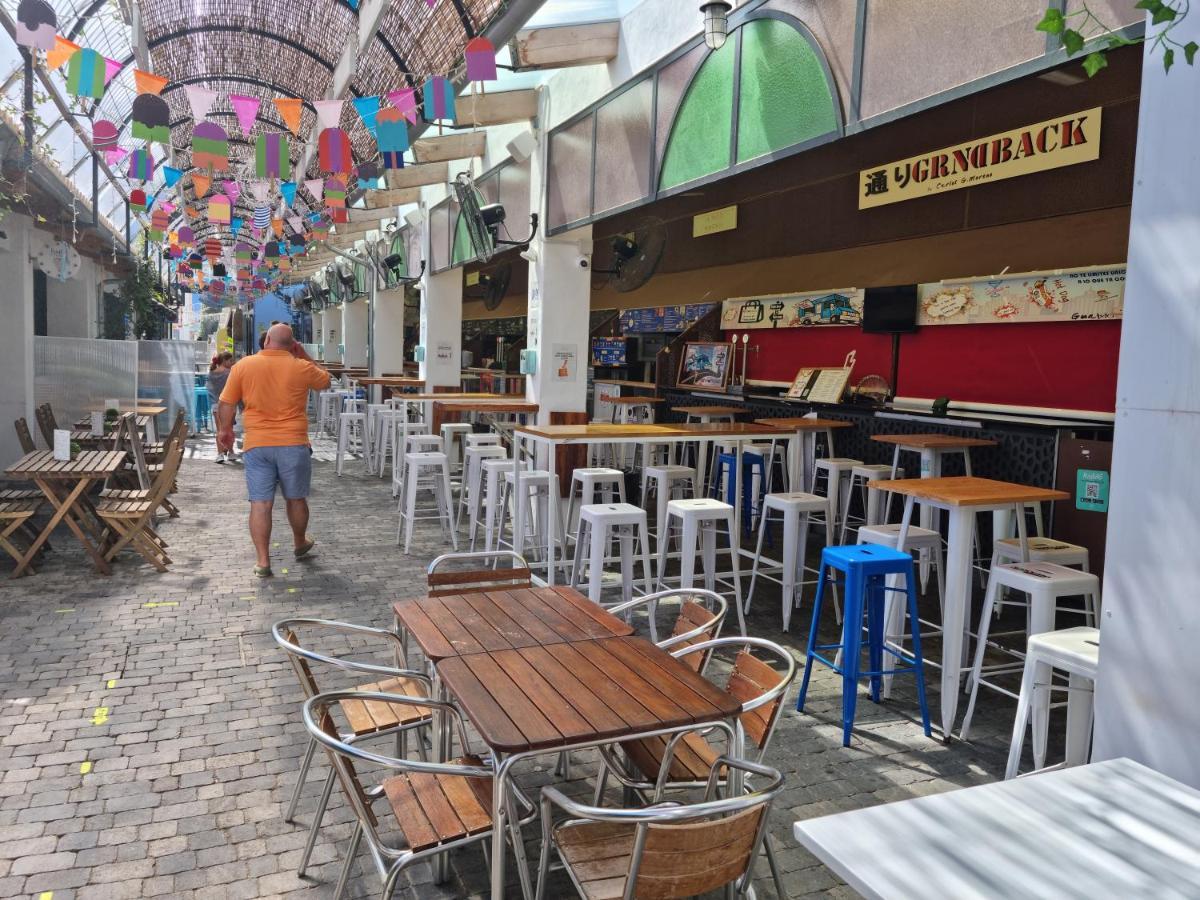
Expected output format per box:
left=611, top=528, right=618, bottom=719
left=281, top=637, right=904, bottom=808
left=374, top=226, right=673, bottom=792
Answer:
left=335, top=408, right=370, bottom=476
left=389, top=419, right=432, bottom=498
left=812, top=457, right=863, bottom=538
left=564, top=468, right=626, bottom=545
left=960, top=562, right=1101, bottom=741
left=657, top=498, right=745, bottom=635
left=858, top=523, right=946, bottom=647
left=640, top=464, right=697, bottom=556
left=496, top=469, right=557, bottom=562
left=397, top=451, right=456, bottom=554
left=457, top=444, right=507, bottom=532
left=994, top=536, right=1090, bottom=570
left=465, top=432, right=501, bottom=447
left=839, top=464, right=905, bottom=543
left=746, top=492, right=832, bottom=632
left=440, top=423, right=474, bottom=476
left=1005, top=626, right=1099, bottom=780
left=406, top=433, right=444, bottom=453
left=475, top=457, right=516, bottom=551
left=569, top=503, right=653, bottom=607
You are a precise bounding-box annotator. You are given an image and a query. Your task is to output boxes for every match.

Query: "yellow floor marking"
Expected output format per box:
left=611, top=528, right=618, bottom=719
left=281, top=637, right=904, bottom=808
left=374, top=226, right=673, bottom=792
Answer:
left=106, top=679, right=117, bottom=689
left=272, top=542, right=280, bottom=548
left=91, top=707, right=109, bottom=725
left=280, top=568, right=288, bottom=574
left=142, top=601, right=179, bottom=608
left=79, top=761, right=92, bottom=775
left=238, top=595, right=256, bottom=601
left=39, top=892, right=53, bottom=900
left=287, top=588, right=298, bottom=594
left=55, top=608, right=74, bottom=613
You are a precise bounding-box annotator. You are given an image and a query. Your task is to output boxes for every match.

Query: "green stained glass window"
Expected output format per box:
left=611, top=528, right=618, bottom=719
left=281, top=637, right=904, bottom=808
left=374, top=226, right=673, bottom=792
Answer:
left=452, top=212, right=473, bottom=266
left=658, top=40, right=736, bottom=191
left=736, top=19, right=838, bottom=163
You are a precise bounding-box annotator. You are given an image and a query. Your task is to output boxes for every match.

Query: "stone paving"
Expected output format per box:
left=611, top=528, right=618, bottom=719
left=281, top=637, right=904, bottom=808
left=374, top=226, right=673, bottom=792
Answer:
left=0, top=431, right=1040, bottom=899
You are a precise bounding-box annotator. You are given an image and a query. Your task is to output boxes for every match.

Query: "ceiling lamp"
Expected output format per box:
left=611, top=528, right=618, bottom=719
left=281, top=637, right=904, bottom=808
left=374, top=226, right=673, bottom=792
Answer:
left=701, top=0, right=732, bottom=50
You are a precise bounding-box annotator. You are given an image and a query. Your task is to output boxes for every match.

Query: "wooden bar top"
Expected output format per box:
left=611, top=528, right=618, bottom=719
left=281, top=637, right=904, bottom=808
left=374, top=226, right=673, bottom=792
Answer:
left=400, top=392, right=507, bottom=402
left=516, top=422, right=795, bottom=440
left=602, top=395, right=663, bottom=405
left=433, top=399, right=539, bottom=413
left=593, top=379, right=658, bottom=389
left=86, top=403, right=166, bottom=415
left=675, top=405, right=743, bottom=416
left=356, top=377, right=425, bottom=386
left=394, top=586, right=633, bottom=662
left=670, top=422, right=795, bottom=437
left=868, top=476, right=1068, bottom=507
left=755, top=417, right=854, bottom=430
left=7, top=449, right=127, bottom=478
left=871, top=433, right=997, bottom=449
left=436, top=635, right=742, bottom=754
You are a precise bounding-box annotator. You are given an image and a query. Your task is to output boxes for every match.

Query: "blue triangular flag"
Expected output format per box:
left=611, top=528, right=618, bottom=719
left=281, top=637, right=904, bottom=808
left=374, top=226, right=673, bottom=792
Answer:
left=231, top=216, right=243, bottom=237
left=279, top=181, right=296, bottom=208
left=162, top=166, right=182, bottom=188
left=351, top=96, right=380, bottom=139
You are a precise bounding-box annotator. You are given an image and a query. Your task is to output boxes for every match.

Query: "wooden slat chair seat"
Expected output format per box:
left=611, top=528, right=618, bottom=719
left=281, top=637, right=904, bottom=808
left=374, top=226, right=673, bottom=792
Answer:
left=0, top=497, right=45, bottom=574
left=0, top=488, right=43, bottom=501
left=339, top=676, right=433, bottom=734
left=540, top=757, right=785, bottom=900
left=426, top=550, right=532, bottom=597
left=379, top=753, right=493, bottom=852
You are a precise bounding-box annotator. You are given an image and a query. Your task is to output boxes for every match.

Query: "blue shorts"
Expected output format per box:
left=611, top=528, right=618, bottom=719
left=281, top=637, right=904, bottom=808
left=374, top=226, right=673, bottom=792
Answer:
left=243, top=445, right=312, bottom=502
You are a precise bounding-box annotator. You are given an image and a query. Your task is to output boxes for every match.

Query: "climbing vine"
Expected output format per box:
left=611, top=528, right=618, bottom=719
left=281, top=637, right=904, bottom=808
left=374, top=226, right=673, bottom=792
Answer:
left=1038, top=1, right=1195, bottom=76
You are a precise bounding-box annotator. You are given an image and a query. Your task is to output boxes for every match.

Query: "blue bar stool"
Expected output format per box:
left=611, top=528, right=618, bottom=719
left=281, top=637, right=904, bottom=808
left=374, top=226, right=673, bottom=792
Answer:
left=193, top=386, right=212, bottom=432
left=796, top=544, right=932, bottom=746
left=709, top=451, right=768, bottom=536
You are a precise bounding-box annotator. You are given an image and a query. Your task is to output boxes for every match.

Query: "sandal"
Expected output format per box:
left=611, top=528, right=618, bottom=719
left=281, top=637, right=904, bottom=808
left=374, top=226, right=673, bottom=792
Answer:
left=294, top=538, right=316, bottom=559
left=254, top=565, right=273, bottom=578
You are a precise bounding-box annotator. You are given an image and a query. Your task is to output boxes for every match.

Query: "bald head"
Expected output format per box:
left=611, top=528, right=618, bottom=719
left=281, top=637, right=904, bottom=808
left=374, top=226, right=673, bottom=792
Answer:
left=265, top=323, right=295, bottom=350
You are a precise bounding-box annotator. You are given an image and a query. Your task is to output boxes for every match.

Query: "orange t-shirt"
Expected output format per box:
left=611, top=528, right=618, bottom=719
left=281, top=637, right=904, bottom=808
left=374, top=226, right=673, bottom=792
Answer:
left=219, top=350, right=330, bottom=451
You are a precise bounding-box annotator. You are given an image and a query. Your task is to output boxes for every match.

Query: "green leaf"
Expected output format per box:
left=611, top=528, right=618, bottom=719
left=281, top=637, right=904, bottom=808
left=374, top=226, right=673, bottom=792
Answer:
left=1134, top=0, right=1163, bottom=10
left=1062, top=28, right=1086, bottom=55
left=1082, top=51, right=1109, bottom=77
left=1163, top=46, right=1175, bottom=72
left=1185, top=40, right=1199, bottom=64
left=1036, top=7, right=1066, bottom=34
left=1152, top=4, right=1178, bottom=23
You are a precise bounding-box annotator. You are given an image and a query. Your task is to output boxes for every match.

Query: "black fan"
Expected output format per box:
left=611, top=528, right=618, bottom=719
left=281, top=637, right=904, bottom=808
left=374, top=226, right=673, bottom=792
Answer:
left=452, top=172, right=538, bottom=263
left=325, top=265, right=342, bottom=304
left=593, top=217, right=668, bottom=293
left=468, top=263, right=512, bottom=311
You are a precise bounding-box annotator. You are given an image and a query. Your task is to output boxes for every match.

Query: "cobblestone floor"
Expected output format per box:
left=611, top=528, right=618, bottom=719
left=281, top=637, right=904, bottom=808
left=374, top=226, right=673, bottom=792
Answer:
left=0, top=433, right=1037, bottom=899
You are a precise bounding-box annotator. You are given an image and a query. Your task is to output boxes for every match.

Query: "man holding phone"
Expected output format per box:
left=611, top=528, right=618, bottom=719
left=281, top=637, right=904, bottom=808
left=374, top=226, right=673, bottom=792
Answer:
left=216, top=323, right=330, bottom=577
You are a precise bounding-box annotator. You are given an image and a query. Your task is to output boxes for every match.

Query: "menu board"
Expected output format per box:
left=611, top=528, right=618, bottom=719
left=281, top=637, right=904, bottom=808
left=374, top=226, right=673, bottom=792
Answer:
left=591, top=337, right=627, bottom=366
left=619, top=303, right=717, bottom=333
left=787, top=367, right=853, bottom=404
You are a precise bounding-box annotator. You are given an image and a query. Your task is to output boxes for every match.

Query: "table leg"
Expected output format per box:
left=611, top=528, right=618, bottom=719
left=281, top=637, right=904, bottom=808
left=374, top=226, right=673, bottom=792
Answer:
left=545, top=438, right=558, bottom=586
left=12, top=478, right=105, bottom=577
left=1064, top=672, right=1094, bottom=767
left=939, top=505, right=975, bottom=740
left=918, top=449, right=941, bottom=588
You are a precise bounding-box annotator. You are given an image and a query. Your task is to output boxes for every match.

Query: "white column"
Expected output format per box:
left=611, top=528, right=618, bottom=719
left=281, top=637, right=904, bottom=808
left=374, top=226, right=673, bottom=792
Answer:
left=0, top=214, right=36, bottom=462
left=525, top=224, right=592, bottom=425
left=342, top=299, right=368, bottom=367
left=1092, top=11, right=1200, bottom=788
left=419, top=268, right=462, bottom=389
left=312, top=310, right=324, bottom=359
left=373, top=287, right=406, bottom=376
left=325, top=306, right=343, bottom=364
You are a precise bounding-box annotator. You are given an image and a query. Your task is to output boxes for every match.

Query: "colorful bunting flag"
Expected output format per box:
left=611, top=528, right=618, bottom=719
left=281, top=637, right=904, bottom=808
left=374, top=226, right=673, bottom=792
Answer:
left=130, top=189, right=147, bottom=212
left=150, top=208, right=169, bottom=241
left=191, top=172, right=211, bottom=198
left=127, top=147, right=154, bottom=181
left=318, top=127, right=352, bottom=174
left=184, top=85, right=218, bottom=121
left=133, top=69, right=169, bottom=96
left=271, top=219, right=284, bottom=239
left=177, top=226, right=194, bottom=245
left=192, top=121, right=230, bottom=172
left=352, top=96, right=380, bottom=139
left=252, top=204, right=271, bottom=231
left=47, top=36, right=79, bottom=70
left=279, top=181, right=297, bottom=207
left=14, top=0, right=56, bottom=51
left=131, top=94, right=170, bottom=144
left=103, top=57, right=122, bottom=85
left=465, top=37, right=497, bottom=82
left=162, top=166, right=183, bottom=188
left=273, top=97, right=303, bottom=136
left=288, top=215, right=305, bottom=233
left=376, top=108, right=409, bottom=169
left=223, top=180, right=240, bottom=205
left=209, top=194, right=231, bottom=225
left=229, top=94, right=260, bottom=138
left=254, top=133, right=290, bottom=179
left=92, top=119, right=118, bottom=148
left=104, top=146, right=127, bottom=167
left=230, top=216, right=243, bottom=236
left=324, top=177, right=346, bottom=209
left=66, top=48, right=106, bottom=100
left=423, top=76, right=455, bottom=122
left=314, top=99, right=343, bottom=131
left=387, top=89, right=418, bottom=124
left=204, top=238, right=221, bottom=260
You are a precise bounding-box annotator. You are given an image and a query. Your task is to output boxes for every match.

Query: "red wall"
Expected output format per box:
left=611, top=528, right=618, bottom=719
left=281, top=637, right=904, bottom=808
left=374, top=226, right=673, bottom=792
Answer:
left=742, top=320, right=1121, bottom=412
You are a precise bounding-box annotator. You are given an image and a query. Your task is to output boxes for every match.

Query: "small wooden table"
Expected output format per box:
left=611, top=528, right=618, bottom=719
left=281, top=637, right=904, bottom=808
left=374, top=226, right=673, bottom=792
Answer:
left=754, top=417, right=854, bottom=491
left=5, top=450, right=127, bottom=577
left=868, top=476, right=1069, bottom=738
left=393, top=585, right=634, bottom=662
left=431, top=399, right=538, bottom=434
left=794, top=758, right=1200, bottom=900
left=675, top=404, right=743, bottom=420
left=437, top=634, right=743, bottom=898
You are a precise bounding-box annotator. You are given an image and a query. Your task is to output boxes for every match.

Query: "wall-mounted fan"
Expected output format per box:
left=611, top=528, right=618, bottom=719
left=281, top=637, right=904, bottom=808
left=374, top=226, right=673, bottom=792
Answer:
left=325, top=263, right=343, bottom=304
left=452, top=172, right=538, bottom=263
left=335, top=257, right=359, bottom=300
left=592, top=217, right=667, bottom=293
left=468, top=262, right=512, bottom=311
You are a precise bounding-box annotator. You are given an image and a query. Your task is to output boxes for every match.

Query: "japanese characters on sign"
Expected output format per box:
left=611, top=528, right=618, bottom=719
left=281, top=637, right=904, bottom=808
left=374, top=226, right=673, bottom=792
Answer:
left=859, top=107, right=1102, bottom=209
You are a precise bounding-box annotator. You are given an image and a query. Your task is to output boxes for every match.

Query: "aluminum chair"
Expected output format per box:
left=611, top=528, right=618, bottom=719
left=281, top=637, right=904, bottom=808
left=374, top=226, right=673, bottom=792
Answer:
left=537, top=756, right=785, bottom=900
left=606, top=588, right=728, bottom=660
left=425, top=550, right=532, bottom=596
left=272, top=620, right=434, bottom=878
left=303, top=690, right=537, bottom=900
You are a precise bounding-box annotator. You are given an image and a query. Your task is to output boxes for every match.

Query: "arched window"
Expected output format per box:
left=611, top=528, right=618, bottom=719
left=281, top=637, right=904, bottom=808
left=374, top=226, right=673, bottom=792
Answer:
left=660, top=16, right=840, bottom=191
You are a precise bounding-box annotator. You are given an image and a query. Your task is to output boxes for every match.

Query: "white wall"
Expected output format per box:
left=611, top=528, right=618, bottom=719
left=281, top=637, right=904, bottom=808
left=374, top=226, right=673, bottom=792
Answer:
left=341, top=300, right=368, bottom=367
left=42, top=252, right=99, bottom=339
left=1092, top=10, right=1200, bottom=788
left=373, top=287, right=406, bottom=375
left=0, top=213, right=36, bottom=463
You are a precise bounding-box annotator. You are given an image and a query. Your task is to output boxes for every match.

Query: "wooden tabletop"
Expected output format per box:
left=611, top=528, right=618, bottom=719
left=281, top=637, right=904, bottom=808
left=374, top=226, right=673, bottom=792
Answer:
left=602, top=395, right=663, bottom=405
left=86, top=403, right=166, bottom=415
left=357, top=377, right=425, bottom=386
left=75, top=415, right=151, bottom=430
left=436, top=635, right=742, bottom=754
left=433, top=400, right=539, bottom=413
left=6, top=449, right=127, bottom=479
left=593, top=379, right=658, bottom=389
left=868, top=476, right=1068, bottom=507
left=871, top=433, right=997, bottom=450
left=399, top=392, right=506, bottom=402
left=670, top=422, right=796, bottom=438
left=757, top=417, right=854, bottom=430
left=394, top=586, right=634, bottom=662
left=515, top=422, right=793, bottom=440
left=675, top=405, right=742, bottom=416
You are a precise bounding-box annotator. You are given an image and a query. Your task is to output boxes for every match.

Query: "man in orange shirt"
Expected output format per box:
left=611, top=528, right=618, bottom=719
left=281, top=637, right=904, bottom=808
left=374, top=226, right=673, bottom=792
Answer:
left=216, top=323, right=331, bottom=577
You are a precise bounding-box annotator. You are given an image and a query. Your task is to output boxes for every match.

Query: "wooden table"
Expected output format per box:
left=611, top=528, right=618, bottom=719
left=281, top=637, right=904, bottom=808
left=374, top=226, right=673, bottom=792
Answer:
left=512, top=422, right=795, bottom=587
left=5, top=450, right=127, bottom=577
left=675, top=404, right=743, bottom=420
left=437, top=634, right=743, bottom=898
left=754, top=417, right=854, bottom=491
left=87, top=403, right=166, bottom=416
left=793, top=758, right=1200, bottom=900
left=393, top=585, right=634, bottom=662
left=868, top=476, right=1069, bottom=737
left=431, top=399, right=538, bottom=434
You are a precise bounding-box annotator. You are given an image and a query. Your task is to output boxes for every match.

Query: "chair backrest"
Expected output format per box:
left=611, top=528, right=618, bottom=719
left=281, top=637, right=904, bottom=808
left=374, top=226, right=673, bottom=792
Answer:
left=632, top=803, right=767, bottom=898
left=426, top=551, right=531, bottom=597
left=120, top=414, right=151, bottom=490
left=164, top=409, right=187, bottom=445
left=14, top=418, right=36, bottom=453
left=271, top=618, right=423, bottom=700
left=610, top=590, right=727, bottom=668
left=34, top=405, right=54, bottom=446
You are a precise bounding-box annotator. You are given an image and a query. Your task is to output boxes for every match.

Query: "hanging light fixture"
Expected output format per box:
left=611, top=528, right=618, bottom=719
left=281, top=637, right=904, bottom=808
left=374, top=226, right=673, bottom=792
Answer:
left=700, top=0, right=732, bottom=50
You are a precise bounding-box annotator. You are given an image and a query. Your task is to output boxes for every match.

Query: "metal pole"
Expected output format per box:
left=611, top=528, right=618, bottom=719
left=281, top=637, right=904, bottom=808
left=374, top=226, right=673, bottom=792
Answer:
left=91, top=152, right=99, bottom=227
left=20, top=47, right=32, bottom=168
left=125, top=200, right=131, bottom=248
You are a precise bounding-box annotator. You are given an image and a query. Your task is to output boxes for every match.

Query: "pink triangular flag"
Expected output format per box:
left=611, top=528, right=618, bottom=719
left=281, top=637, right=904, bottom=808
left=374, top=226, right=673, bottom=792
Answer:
left=104, top=57, right=123, bottom=85
left=313, top=100, right=343, bottom=131
left=104, top=147, right=128, bottom=167
left=229, top=95, right=260, bottom=138
left=223, top=179, right=240, bottom=204
left=184, top=85, right=217, bottom=121
left=387, top=89, right=418, bottom=125
left=160, top=201, right=176, bottom=214
left=304, top=178, right=324, bottom=202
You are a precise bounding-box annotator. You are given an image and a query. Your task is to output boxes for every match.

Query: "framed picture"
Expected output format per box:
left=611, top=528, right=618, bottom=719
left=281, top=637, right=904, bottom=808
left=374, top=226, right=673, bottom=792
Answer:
left=677, top=341, right=734, bottom=390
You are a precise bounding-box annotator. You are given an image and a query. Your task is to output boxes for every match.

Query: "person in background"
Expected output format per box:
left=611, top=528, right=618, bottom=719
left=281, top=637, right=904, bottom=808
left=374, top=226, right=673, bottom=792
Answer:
left=258, top=320, right=282, bottom=350
left=215, top=323, right=330, bottom=577
left=206, top=352, right=236, bottom=463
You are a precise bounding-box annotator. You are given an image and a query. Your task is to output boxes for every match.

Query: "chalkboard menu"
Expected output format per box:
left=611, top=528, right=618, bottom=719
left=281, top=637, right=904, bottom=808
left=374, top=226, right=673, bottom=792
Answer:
left=591, top=337, right=627, bottom=366
left=620, top=303, right=716, bottom=334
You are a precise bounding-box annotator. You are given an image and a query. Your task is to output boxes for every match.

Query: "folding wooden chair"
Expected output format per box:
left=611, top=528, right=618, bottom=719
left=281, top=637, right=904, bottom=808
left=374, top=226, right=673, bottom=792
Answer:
left=34, top=404, right=56, bottom=447
left=101, top=424, right=182, bottom=518
left=14, top=417, right=37, bottom=453
left=0, top=496, right=46, bottom=575
left=95, top=436, right=183, bottom=571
